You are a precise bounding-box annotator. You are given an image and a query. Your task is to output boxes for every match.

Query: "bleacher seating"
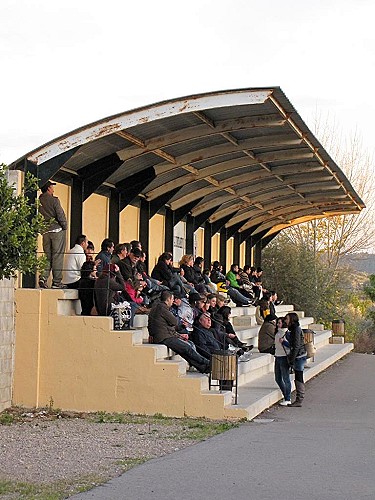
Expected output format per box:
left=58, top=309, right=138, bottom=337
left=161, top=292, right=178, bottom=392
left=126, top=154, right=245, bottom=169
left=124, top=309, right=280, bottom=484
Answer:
left=13, top=289, right=353, bottom=420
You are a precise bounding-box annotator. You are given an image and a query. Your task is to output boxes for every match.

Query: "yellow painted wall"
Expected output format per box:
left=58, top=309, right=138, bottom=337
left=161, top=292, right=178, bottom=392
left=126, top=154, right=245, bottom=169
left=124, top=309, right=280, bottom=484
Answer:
left=120, top=205, right=139, bottom=243
left=226, top=238, right=234, bottom=271
left=13, top=289, right=230, bottom=419
left=211, top=233, right=220, bottom=263
left=82, top=193, right=108, bottom=251
left=149, top=214, right=165, bottom=269
left=195, top=228, right=204, bottom=257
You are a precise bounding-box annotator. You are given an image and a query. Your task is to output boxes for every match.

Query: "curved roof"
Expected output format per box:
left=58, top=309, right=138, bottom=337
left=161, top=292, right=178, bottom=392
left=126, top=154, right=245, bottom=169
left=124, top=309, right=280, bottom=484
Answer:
left=10, top=87, right=364, bottom=238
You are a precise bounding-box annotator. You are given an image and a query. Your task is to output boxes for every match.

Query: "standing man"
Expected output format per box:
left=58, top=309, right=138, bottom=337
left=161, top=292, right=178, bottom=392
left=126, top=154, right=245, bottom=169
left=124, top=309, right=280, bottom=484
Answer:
left=38, top=181, right=67, bottom=289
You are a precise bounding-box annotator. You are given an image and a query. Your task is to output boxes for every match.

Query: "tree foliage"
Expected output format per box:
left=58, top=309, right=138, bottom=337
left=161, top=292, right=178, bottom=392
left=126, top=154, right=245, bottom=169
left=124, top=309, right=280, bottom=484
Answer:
left=363, top=275, right=375, bottom=303
left=0, top=164, right=47, bottom=280
left=284, top=123, right=375, bottom=274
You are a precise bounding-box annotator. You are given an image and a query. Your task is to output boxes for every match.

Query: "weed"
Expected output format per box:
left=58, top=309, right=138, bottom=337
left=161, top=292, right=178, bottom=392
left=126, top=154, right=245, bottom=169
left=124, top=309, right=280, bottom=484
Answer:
left=0, top=412, right=14, bottom=425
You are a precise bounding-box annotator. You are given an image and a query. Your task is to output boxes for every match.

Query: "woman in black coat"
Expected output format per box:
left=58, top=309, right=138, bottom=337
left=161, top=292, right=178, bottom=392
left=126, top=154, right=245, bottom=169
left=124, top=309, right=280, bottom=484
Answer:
left=285, top=312, right=307, bottom=407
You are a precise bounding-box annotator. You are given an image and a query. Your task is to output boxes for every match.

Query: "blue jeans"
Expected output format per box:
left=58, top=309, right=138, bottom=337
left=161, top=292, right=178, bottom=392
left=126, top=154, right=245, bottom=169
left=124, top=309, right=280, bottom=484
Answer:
left=294, top=356, right=307, bottom=372
left=228, top=287, right=249, bottom=305
left=275, top=356, right=291, bottom=401
left=162, top=337, right=210, bottom=373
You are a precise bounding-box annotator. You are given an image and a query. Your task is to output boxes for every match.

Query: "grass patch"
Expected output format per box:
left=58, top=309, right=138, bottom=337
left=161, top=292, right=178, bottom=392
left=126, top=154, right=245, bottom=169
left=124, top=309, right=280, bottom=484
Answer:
left=0, top=413, right=15, bottom=425
left=0, top=474, right=110, bottom=500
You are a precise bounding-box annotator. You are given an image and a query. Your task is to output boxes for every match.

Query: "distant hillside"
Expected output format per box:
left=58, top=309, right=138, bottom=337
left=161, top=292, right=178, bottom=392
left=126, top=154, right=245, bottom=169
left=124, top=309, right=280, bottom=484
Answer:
left=341, top=253, right=375, bottom=275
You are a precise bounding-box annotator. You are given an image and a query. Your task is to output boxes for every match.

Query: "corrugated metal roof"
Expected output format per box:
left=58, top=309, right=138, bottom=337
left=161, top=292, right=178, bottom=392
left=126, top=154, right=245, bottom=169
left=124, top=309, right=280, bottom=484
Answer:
left=9, top=87, right=364, bottom=238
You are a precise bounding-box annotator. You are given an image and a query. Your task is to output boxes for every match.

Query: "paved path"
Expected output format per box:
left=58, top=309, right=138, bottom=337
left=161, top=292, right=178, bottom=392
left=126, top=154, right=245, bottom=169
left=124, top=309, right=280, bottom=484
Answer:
left=74, top=353, right=375, bottom=500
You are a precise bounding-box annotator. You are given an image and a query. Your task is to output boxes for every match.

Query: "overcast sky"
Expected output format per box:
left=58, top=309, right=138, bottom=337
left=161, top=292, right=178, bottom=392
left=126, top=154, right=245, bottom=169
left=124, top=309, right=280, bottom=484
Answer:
left=1, top=0, right=374, bottom=165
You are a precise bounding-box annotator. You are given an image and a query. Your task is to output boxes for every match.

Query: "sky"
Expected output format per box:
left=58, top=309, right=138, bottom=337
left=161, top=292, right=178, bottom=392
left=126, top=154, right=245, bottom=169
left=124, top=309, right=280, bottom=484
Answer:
left=1, top=0, right=374, bottom=165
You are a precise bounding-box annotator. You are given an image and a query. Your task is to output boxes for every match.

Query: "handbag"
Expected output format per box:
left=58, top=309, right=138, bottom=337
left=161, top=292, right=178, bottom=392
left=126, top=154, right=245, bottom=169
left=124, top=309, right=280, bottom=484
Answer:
left=110, top=301, right=132, bottom=330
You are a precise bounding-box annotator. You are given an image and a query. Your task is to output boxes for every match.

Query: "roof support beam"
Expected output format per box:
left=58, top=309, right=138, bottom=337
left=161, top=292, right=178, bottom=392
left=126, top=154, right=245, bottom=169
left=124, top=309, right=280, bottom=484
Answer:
left=193, top=207, right=218, bottom=232
left=78, top=153, right=124, bottom=201
left=149, top=187, right=181, bottom=218
left=173, top=198, right=204, bottom=225
left=117, top=167, right=156, bottom=211
left=32, top=148, right=80, bottom=188
left=211, top=214, right=234, bottom=235
left=226, top=222, right=244, bottom=239
left=261, top=231, right=280, bottom=249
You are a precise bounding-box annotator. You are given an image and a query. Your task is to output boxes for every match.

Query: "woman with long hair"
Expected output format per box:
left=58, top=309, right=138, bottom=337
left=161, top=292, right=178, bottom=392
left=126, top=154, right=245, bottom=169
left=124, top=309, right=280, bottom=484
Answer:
left=285, top=312, right=307, bottom=407
left=274, top=317, right=291, bottom=406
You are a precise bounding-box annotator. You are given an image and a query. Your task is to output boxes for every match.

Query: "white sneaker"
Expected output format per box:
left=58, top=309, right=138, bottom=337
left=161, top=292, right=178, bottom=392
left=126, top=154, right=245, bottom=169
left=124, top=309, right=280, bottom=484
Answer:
left=238, top=352, right=252, bottom=362
left=279, top=400, right=291, bottom=406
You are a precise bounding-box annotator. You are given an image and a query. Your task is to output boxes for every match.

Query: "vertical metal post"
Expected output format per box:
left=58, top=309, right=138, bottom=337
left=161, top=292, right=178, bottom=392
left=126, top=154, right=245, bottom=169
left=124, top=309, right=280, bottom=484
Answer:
left=204, top=221, right=212, bottom=264
left=109, top=189, right=120, bottom=244
left=185, top=215, right=194, bottom=255
left=70, top=177, right=83, bottom=248
left=139, top=198, right=150, bottom=256
left=164, top=207, right=174, bottom=253
left=233, top=232, right=240, bottom=265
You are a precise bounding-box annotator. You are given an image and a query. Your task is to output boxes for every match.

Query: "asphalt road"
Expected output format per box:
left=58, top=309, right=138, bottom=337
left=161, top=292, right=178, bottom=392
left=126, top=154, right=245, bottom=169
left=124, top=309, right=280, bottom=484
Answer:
left=73, top=353, right=375, bottom=500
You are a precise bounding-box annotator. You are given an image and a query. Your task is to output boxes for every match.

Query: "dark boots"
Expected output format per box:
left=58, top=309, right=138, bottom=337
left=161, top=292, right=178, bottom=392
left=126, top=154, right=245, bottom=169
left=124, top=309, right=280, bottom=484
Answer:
left=290, top=380, right=305, bottom=407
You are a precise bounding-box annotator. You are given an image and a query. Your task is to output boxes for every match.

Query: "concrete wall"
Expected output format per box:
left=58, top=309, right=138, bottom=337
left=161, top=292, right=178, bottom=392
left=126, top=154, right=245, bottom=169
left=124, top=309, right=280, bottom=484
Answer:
left=12, top=289, right=228, bottom=418
left=0, top=169, right=18, bottom=412
left=0, top=278, right=15, bottom=412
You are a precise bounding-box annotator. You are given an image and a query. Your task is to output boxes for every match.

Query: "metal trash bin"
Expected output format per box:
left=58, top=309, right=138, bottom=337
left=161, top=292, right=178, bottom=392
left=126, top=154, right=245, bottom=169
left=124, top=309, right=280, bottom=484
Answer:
left=209, top=350, right=239, bottom=404
left=332, top=319, right=345, bottom=336
left=211, top=350, right=237, bottom=381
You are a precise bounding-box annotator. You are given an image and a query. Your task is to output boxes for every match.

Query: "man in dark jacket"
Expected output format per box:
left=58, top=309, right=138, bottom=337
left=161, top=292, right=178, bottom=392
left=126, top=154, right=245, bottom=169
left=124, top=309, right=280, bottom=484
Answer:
left=191, top=313, right=222, bottom=357
left=121, top=247, right=142, bottom=281
left=38, top=180, right=67, bottom=289
left=148, top=291, right=210, bottom=373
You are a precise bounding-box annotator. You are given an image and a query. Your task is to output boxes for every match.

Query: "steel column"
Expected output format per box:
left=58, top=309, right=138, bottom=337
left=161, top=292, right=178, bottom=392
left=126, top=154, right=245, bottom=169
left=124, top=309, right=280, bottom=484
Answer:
left=139, top=198, right=150, bottom=255
left=233, top=232, right=240, bottom=266
left=204, top=221, right=212, bottom=264
left=164, top=207, right=174, bottom=253
left=109, top=189, right=120, bottom=244
left=70, top=177, right=83, bottom=248
left=186, top=215, right=194, bottom=254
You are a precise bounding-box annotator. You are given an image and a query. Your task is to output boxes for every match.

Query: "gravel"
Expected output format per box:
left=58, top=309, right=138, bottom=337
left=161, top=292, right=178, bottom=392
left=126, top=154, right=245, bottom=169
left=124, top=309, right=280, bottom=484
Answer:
left=0, top=409, right=210, bottom=497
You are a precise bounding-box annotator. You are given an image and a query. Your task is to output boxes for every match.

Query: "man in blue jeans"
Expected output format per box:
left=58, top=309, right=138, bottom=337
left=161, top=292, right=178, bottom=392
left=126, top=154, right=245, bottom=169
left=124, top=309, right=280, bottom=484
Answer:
left=148, top=290, right=210, bottom=374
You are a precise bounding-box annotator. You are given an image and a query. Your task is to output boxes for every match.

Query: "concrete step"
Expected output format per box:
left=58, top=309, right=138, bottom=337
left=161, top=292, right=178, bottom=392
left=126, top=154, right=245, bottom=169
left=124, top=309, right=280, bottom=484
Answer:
left=274, top=304, right=294, bottom=314
left=300, top=316, right=314, bottom=326
left=230, top=305, right=257, bottom=318
left=223, top=342, right=353, bottom=420
left=133, top=314, right=149, bottom=328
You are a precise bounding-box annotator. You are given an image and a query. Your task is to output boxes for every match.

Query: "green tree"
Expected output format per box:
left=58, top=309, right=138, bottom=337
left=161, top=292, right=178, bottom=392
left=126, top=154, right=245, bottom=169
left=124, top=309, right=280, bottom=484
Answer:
left=0, top=164, right=47, bottom=280
left=364, top=274, right=375, bottom=302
